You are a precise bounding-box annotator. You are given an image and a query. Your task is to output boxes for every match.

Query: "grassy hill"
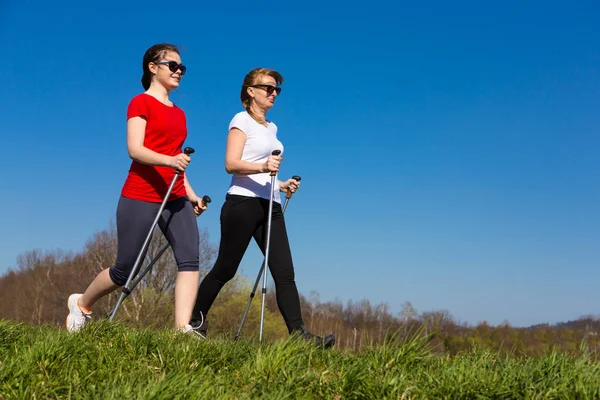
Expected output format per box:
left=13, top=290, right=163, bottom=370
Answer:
left=1, top=320, right=600, bottom=399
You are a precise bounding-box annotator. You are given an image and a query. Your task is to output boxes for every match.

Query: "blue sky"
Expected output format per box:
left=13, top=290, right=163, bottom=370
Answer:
left=1, top=0, right=598, bottom=327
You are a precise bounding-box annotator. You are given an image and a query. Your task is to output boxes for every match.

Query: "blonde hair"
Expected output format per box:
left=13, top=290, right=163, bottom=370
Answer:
left=240, top=68, right=284, bottom=123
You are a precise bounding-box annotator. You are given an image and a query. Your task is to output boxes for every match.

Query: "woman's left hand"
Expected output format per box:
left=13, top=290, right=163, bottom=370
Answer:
left=190, top=194, right=208, bottom=216
left=281, top=178, right=301, bottom=194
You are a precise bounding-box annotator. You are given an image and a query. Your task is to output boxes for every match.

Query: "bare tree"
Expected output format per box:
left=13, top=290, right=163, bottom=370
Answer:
left=0, top=223, right=217, bottom=329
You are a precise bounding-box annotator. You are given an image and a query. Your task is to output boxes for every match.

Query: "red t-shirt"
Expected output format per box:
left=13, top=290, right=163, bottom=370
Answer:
left=121, top=93, right=188, bottom=203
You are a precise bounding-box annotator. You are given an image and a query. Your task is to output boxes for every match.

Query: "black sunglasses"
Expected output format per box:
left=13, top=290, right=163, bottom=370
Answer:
left=249, top=84, right=282, bottom=95
left=155, top=61, right=187, bottom=75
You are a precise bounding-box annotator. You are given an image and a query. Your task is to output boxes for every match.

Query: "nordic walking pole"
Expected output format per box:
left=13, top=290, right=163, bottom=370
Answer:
left=107, top=195, right=211, bottom=318
left=108, top=147, right=195, bottom=322
left=259, top=150, right=282, bottom=342
left=235, top=175, right=301, bottom=341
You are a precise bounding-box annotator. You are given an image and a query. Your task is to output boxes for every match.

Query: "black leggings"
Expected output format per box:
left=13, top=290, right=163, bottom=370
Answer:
left=109, top=195, right=200, bottom=286
left=191, top=194, right=304, bottom=333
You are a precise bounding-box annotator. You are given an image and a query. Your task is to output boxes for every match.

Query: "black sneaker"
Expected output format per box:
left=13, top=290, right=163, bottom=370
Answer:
left=292, top=326, right=335, bottom=349
left=189, top=312, right=208, bottom=338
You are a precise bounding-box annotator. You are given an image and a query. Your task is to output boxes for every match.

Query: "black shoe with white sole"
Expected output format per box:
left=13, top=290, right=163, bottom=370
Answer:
left=291, top=326, right=335, bottom=349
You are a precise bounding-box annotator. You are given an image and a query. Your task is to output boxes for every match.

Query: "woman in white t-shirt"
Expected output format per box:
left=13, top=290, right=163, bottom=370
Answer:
left=190, top=68, right=335, bottom=348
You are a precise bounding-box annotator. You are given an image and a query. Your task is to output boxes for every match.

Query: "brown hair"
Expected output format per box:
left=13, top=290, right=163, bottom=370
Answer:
left=141, top=43, right=180, bottom=90
left=240, top=68, right=284, bottom=122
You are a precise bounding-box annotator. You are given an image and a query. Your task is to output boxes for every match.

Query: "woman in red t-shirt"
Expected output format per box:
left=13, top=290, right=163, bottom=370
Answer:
left=65, top=43, right=207, bottom=334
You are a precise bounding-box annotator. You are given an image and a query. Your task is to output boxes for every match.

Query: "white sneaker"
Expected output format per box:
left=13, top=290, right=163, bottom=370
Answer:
left=178, top=324, right=206, bottom=339
left=66, top=294, right=92, bottom=333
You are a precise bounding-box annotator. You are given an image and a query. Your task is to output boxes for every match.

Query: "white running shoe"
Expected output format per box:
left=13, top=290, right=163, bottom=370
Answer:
left=66, top=293, right=92, bottom=333
left=178, top=324, right=206, bottom=339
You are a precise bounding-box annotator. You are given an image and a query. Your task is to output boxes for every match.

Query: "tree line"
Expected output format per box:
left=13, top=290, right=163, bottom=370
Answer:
left=1, top=224, right=599, bottom=356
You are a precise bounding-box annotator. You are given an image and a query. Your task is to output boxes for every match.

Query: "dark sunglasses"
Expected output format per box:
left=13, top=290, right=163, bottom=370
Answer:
left=155, top=61, right=187, bottom=75
left=249, top=84, right=281, bottom=95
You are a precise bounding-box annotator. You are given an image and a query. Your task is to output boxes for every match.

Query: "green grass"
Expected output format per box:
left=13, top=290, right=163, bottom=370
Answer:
left=1, top=320, right=599, bottom=399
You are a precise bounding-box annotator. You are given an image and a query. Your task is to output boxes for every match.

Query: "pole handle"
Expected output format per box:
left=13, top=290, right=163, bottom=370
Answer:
left=269, top=150, right=281, bottom=177
left=285, top=175, right=302, bottom=199
left=175, top=147, right=195, bottom=175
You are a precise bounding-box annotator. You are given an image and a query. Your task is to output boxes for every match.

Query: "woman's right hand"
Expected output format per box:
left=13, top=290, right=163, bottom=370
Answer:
left=170, top=153, right=191, bottom=172
left=263, top=154, right=282, bottom=173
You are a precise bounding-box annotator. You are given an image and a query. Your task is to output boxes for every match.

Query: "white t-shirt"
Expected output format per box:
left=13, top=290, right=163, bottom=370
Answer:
left=226, top=111, right=284, bottom=203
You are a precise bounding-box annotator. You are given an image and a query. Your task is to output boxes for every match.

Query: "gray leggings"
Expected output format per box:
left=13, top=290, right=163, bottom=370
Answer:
left=109, top=195, right=199, bottom=286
